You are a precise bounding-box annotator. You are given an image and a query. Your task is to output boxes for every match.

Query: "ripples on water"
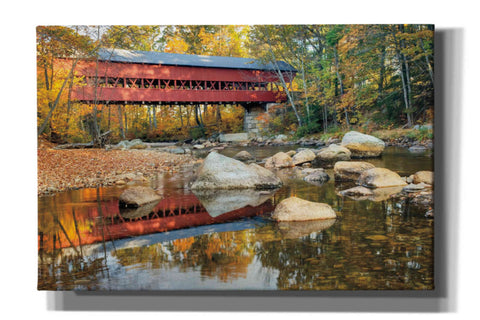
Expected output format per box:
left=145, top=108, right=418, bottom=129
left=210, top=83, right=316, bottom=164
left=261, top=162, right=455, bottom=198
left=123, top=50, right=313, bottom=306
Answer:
left=38, top=146, right=433, bottom=290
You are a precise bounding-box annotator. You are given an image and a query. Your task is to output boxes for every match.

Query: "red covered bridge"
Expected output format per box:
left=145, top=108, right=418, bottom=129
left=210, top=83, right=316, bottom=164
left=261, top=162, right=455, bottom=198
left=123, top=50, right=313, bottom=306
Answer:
left=63, top=49, right=296, bottom=134
left=71, top=48, right=296, bottom=105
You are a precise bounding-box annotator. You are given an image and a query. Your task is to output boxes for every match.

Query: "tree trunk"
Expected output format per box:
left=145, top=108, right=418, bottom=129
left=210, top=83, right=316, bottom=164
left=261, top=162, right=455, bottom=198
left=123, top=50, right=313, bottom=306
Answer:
left=65, top=70, right=75, bottom=137
left=216, top=104, right=222, bottom=123
left=147, top=105, right=152, bottom=131
left=117, top=105, right=125, bottom=139
left=420, top=38, right=434, bottom=85
left=38, top=58, right=79, bottom=136
left=107, top=105, right=111, bottom=131
left=124, top=106, right=128, bottom=135
left=300, top=57, right=310, bottom=125
left=152, top=105, right=157, bottom=129
left=393, top=30, right=413, bottom=127
left=333, top=45, right=349, bottom=125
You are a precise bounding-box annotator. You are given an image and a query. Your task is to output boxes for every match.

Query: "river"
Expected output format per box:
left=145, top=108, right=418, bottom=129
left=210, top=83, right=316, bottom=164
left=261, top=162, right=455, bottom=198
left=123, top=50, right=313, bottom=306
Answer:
left=38, top=146, right=433, bottom=290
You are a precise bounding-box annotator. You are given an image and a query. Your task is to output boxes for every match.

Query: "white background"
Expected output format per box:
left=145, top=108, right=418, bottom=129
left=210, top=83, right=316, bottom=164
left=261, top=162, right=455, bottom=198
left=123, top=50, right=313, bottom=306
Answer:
left=0, top=0, right=477, bottom=318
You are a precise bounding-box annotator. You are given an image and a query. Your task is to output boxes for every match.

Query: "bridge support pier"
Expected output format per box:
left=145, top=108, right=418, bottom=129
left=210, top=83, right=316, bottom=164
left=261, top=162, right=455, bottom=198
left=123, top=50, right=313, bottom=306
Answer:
left=243, top=103, right=271, bottom=136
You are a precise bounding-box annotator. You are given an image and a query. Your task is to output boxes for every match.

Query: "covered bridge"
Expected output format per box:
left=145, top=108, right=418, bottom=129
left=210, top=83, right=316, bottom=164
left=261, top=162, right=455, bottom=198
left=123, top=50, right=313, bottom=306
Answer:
left=67, top=48, right=297, bottom=135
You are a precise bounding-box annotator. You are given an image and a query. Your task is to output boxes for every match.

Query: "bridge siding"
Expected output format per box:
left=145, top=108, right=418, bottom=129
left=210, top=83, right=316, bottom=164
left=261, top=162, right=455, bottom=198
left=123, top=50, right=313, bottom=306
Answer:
left=74, top=60, right=292, bottom=82
left=73, top=87, right=285, bottom=103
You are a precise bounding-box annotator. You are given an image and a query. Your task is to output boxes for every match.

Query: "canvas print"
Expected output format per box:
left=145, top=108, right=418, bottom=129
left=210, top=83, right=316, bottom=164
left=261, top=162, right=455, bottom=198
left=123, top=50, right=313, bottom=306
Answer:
left=37, top=25, right=434, bottom=290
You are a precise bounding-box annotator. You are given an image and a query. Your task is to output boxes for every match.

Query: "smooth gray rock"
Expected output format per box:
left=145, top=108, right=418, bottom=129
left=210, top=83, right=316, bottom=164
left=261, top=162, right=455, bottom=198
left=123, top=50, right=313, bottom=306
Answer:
left=233, top=150, right=255, bottom=162
left=190, top=152, right=282, bottom=190
left=219, top=133, right=249, bottom=142
left=341, top=131, right=385, bottom=157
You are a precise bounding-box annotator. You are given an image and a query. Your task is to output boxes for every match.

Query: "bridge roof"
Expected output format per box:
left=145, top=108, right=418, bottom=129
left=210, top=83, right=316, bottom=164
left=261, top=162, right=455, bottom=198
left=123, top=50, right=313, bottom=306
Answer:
left=97, top=48, right=297, bottom=72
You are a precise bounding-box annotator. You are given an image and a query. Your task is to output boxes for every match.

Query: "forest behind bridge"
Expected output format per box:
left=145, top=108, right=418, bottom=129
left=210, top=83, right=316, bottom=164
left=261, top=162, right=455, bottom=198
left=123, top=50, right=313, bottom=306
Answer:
left=37, top=25, right=434, bottom=144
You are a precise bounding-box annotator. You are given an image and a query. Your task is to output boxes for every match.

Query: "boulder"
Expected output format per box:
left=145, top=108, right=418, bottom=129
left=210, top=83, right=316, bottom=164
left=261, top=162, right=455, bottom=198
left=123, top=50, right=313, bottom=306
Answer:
left=113, top=139, right=148, bottom=150
left=120, top=200, right=160, bottom=219
left=339, top=186, right=374, bottom=197
left=304, top=171, right=330, bottom=185
left=233, top=150, right=255, bottom=162
left=190, top=152, right=282, bottom=190
left=403, top=182, right=428, bottom=193
left=408, top=145, right=427, bottom=153
left=272, top=197, right=336, bottom=222
left=341, top=131, right=385, bottom=157
left=339, top=186, right=403, bottom=202
left=413, top=170, right=434, bottom=185
left=273, top=134, right=288, bottom=143
left=193, top=144, right=205, bottom=149
left=118, top=186, right=162, bottom=208
left=219, top=133, right=249, bottom=143
left=334, top=161, right=375, bottom=181
left=166, top=147, right=187, bottom=154
left=357, top=168, right=408, bottom=188
left=292, top=149, right=316, bottom=166
left=264, top=152, right=294, bottom=168
left=286, top=150, right=296, bottom=157
left=313, top=144, right=351, bottom=167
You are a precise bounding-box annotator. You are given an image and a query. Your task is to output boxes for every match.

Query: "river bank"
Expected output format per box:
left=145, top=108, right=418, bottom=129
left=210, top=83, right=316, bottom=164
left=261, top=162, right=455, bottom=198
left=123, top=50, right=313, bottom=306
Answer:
left=37, top=148, right=198, bottom=196
left=37, top=127, right=433, bottom=197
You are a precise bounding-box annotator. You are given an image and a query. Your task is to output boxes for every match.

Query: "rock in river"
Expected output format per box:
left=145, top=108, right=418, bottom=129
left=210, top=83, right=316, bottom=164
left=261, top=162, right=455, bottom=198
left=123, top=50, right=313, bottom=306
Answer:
left=119, top=186, right=162, bottom=208
left=341, top=131, right=385, bottom=157
left=357, top=168, right=408, bottom=188
left=339, top=186, right=374, bottom=197
left=190, top=152, right=282, bottom=190
left=313, top=144, right=351, bottom=167
left=264, top=152, right=294, bottom=168
left=334, top=161, right=375, bottom=181
left=304, top=170, right=330, bottom=185
left=292, top=149, right=316, bottom=166
left=233, top=150, right=255, bottom=162
left=271, top=197, right=336, bottom=222
left=413, top=170, right=434, bottom=185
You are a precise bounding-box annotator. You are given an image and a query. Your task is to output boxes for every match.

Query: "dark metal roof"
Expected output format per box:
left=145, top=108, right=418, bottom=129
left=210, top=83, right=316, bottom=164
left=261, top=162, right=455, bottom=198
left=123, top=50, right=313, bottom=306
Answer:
left=98, top=48, right=297, bottom=72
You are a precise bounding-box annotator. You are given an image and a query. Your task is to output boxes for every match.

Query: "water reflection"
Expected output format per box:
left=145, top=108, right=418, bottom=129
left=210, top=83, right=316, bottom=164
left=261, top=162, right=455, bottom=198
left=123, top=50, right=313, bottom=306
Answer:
left=38, top=147, right=433, bottom=290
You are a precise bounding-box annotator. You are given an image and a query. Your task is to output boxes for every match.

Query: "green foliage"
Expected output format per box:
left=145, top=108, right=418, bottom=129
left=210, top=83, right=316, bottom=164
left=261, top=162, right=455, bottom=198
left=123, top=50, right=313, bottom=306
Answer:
left=406, top=127, right=433, bottom=141
left=37, top=25, right=434, bottom=144
left=189, top=127, right=205, bottom=140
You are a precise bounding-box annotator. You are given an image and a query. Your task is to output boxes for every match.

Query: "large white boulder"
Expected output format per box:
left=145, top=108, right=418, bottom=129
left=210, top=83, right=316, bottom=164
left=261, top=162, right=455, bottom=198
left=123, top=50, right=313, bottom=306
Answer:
left=190, top=152, right=282, bottom=190
left=341, top=131, right=385, bottom=157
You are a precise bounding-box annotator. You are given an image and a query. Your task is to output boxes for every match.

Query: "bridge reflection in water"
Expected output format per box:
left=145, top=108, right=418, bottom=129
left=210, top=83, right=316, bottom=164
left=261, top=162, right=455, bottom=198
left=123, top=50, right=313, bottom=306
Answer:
left=38, top=188, right=276, bottom=255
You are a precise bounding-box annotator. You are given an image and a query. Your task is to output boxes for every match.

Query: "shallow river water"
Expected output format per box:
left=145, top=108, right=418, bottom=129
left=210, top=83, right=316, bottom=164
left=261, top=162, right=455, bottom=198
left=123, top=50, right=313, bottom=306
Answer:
left=38, top=146, right=433, bottom=290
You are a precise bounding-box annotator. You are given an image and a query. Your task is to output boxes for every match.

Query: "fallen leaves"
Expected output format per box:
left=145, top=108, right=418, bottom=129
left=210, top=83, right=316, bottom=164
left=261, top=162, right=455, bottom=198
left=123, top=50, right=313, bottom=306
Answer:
left=37, top=148, right=196, bottom=196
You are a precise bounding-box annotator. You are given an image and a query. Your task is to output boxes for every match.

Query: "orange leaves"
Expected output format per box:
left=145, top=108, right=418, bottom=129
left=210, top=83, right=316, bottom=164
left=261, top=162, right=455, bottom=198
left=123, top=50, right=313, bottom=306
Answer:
left=37, top=148, right=195, bottom=195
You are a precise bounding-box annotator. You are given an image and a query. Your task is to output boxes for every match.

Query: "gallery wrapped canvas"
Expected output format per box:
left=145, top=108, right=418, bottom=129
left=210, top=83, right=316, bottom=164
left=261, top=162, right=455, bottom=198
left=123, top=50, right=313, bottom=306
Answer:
left=37, top=24, right=434, bottom=290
